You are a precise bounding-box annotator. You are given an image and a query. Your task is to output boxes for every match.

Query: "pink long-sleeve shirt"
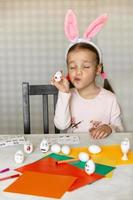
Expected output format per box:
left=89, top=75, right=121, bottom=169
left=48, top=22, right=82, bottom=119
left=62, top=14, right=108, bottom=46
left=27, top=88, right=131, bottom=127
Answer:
left=54, top=88, right=124, bottom=133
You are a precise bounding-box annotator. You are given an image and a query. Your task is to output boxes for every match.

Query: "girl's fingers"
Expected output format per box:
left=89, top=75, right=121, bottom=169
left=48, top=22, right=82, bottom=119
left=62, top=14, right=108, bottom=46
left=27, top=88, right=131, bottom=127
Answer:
left=91, top=129, right=109, bottom=139
left=96, top=131, right=106, bottom=139
left=101, top=133, right=108, bottom=138
left=90, top=126, right=107, bottom=139
left=89, top=128, right=95, bottom=132
left=90, top=129, right=99, bottom=139
left=50, top=74, right=70, bottom=93
left=50, top=76, right=55, bottom=85
left=94, top=130, right=104, bottom=139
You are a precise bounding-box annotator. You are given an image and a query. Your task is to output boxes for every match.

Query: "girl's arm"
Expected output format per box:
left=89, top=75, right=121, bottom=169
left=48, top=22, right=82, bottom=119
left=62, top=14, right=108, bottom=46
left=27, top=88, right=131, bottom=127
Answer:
left=51, top=72, right=71, bottom=130
left=54, top=91, right=71, bottom=130
left=90, top=95, right=124, bottom=139
left=109, top=96, right=124, bottom=132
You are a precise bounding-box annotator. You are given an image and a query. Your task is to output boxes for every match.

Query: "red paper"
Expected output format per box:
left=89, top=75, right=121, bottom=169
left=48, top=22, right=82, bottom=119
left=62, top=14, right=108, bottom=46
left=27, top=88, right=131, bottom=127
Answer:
left=16, top=157, right=104, bottom=191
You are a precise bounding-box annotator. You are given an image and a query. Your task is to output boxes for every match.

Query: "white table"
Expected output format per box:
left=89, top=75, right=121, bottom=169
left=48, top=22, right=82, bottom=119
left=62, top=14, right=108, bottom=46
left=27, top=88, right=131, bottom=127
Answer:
left=0, top=133, right=133, bottom=200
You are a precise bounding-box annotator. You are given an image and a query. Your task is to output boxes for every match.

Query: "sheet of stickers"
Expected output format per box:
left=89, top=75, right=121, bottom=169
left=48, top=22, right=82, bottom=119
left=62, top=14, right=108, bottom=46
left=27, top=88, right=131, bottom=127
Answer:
left=0, top=135, right=25, bottom=148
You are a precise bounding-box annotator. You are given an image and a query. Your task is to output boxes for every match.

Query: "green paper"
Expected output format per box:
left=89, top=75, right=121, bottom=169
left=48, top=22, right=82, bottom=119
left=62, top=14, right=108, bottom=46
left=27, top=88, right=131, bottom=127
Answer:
left=44, top=153, right=115, bottom=176
left=95, top=163, right=115, bottom=175
left=44, top=153, right=73, bottom=161
left=70, top=161, right=115, bottom=175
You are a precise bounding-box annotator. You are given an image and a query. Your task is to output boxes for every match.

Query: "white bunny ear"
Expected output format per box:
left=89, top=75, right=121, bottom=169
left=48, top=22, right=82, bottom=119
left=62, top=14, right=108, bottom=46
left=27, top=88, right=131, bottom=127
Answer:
left=64, top=9, right=79, bottom=42
left=83, top=14, right=108, bottom=40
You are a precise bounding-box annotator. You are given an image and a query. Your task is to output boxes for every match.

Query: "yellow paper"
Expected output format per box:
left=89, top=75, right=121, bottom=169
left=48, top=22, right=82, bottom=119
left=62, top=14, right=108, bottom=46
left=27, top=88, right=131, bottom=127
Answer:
left=105, top=171, right=113, bottom=178
left=99, top=145, right=133, bottom=165
left=91, top=156, right=117, bottom=166
left=70, top=145, right=133, bottom=166
left=70, top=147, right=88, bottom=158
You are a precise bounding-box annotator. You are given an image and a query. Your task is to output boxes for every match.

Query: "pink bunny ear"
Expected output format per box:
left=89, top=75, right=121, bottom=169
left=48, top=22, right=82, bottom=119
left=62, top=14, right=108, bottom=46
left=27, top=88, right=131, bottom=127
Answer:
left=83, top=14, right=108, bottom=40
left=64, top=9, right=79, bottom=42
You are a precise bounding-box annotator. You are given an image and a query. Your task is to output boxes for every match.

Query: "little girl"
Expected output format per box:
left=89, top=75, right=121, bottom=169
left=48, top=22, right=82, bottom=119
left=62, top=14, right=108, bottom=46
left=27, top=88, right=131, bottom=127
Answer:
left=52, top=10, right=124, bottom=139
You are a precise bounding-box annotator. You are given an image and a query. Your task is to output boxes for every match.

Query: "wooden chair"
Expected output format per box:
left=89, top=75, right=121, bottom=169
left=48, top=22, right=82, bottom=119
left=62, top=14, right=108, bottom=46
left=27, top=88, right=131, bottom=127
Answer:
left=22, top=82, right=60, bottom=134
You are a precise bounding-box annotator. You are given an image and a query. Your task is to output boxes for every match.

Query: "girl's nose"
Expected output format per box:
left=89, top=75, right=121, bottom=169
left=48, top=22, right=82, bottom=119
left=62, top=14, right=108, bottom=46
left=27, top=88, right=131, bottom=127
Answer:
left=76, top=67, right=82, bottom=75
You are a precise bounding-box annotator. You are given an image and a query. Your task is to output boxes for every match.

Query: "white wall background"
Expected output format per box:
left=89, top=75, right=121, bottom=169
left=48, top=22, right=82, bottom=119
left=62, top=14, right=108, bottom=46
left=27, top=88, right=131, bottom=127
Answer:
left=0, top=0, right=133, bottom=134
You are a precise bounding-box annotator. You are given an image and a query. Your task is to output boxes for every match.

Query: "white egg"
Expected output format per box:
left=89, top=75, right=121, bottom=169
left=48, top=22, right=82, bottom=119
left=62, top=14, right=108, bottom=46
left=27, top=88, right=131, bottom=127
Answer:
left=78, top=152, right=89, bottom=162
left=88, top=145, right=101, bottom=154
left=61, top=145, right=71, bottom=155
left=24, top=141, right=33, bottom=154
left=14, top=150, right=24, bottom=164
left=54, top=71, right=62, bottom=82
left=51, top=144, right=61, bottom=153
left=40, top=138, right=49, bottom=153
left=85, top=159, right=95, bottom=175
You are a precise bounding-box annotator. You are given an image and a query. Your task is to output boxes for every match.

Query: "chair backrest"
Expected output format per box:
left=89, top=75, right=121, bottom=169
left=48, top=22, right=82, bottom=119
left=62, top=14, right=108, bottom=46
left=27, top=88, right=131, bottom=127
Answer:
left=22, top=82, right=60, bottom=134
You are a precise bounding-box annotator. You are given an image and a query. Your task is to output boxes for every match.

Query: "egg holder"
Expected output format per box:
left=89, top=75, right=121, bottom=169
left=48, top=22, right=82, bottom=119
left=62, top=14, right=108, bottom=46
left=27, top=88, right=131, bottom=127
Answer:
left=120, top=138, right=130, bottom=161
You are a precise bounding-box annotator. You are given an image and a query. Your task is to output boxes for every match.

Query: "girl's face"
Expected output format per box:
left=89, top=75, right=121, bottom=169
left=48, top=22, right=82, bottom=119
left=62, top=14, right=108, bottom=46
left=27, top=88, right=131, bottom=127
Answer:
left=67, top=49, right=101, bottom=90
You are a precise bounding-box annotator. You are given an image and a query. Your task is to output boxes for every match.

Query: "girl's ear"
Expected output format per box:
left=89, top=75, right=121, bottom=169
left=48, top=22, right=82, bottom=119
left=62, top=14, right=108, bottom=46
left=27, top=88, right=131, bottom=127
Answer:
left=64, top=9, right=79, bottom=42
left=96, top=64, right=102, bottom=75
left=83, top=14, right=108, bottom=40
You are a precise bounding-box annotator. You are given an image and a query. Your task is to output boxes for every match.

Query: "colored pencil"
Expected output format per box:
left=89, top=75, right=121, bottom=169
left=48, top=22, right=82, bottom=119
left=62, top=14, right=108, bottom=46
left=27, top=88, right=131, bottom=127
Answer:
left=0, top=168, right=10, bottom=173
left=72, top=121, right=82, bottom=128
left=0, top=174, right=20, bottom=181
left=56, top=158, right=79, bottom=164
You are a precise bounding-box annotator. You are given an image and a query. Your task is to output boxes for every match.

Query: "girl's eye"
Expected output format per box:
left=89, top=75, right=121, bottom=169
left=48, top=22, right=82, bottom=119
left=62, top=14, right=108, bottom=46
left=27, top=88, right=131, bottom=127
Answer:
left=83, top=65, right=91, bottom=69
left=69, top=66, right=76, bottom=70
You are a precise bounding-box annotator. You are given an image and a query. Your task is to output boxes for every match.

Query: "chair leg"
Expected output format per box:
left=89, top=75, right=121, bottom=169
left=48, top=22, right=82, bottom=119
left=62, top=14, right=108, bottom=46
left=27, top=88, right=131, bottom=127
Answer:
left=22, top=82, right=31, bottom=134
left=43, top=95, right=49, bottom=134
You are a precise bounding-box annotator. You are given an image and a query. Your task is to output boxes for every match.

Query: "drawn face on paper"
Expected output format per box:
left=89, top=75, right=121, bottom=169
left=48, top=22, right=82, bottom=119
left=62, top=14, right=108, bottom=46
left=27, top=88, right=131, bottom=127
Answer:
left=15, top=150, right=24, bottom=164
left=85, top=160, right=95, bottom=175
left=40, top=139, right=49, bottom=153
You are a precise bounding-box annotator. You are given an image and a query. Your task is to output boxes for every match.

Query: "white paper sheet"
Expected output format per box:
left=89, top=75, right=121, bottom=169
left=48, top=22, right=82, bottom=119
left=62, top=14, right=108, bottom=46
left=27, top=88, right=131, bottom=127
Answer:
left=0, top=135, right=25, bottom=148
left=46, top=134, right=80, bottom=145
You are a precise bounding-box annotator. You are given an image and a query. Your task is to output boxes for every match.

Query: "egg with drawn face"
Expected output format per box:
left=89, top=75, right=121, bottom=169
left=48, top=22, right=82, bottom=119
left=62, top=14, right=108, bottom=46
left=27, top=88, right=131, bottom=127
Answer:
left=40, top=138, right=49, bottom=153
left=14, top=150, right=24, bottom=164
left=24, top=141, right=33, bottom=154
left=85, top=160, right=95, bottom=175
left=54, top=71, right=62, bottom=82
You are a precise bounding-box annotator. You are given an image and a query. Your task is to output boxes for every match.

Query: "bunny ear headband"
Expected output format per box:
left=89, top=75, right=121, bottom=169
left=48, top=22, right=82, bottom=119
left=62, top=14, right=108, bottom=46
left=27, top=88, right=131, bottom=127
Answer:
left=64, top=9, right=108, bottom=65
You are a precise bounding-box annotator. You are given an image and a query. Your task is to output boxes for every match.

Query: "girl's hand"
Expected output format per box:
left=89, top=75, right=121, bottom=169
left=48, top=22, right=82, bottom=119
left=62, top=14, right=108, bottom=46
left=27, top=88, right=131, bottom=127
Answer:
left=90, top=124, right=112, bottom=139
left=51, top=73, right=70, bottom=93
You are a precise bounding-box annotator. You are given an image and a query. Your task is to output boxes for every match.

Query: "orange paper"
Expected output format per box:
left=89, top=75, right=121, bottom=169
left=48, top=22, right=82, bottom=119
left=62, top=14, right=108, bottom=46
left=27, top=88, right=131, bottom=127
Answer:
left=4, top=171, right=77, bottom=199
left=16, top=157, right=104, bottom=191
